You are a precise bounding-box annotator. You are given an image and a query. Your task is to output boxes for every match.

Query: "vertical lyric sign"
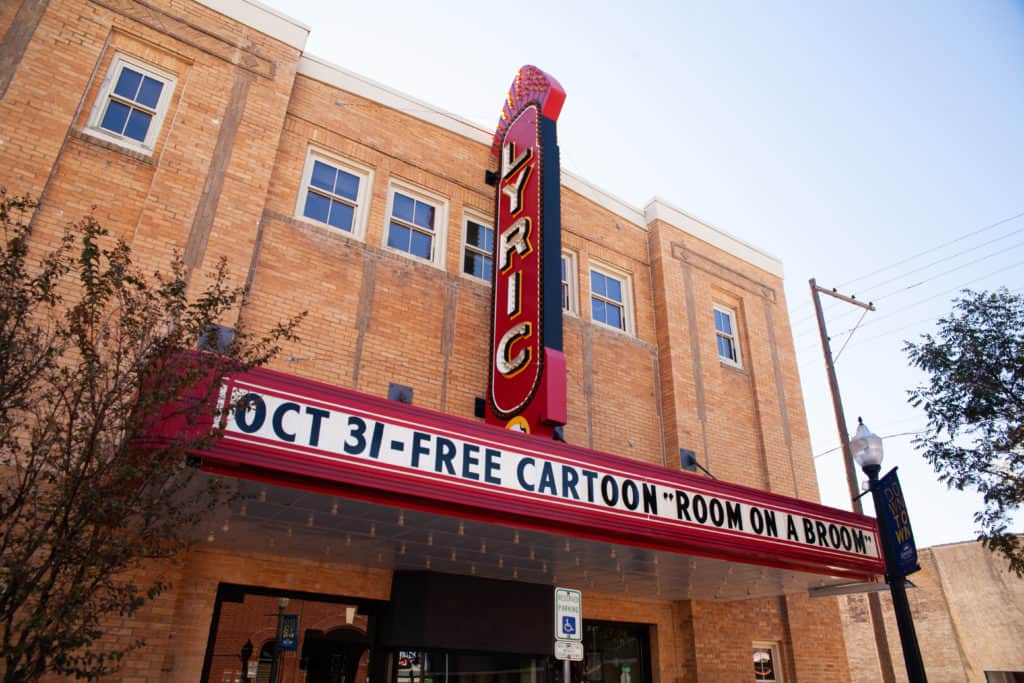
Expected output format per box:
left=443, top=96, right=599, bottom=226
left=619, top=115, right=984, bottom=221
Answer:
left=486, top=65, right=567, bottom=438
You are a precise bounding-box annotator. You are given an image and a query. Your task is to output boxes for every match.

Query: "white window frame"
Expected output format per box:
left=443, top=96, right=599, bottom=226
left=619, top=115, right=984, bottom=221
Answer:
left=561, top=249, right=578, bottom=315
left=588, top=261, right=634, bottom=335
left=86, top=54, right=176, bottom=154
left=753, top=641, right=782, bottom=682
left=460, top=210, right=494, bottom=283
left=382, top=180, right=448, bottom=269
left=714, top=304, right=743, bottom=368
left=295, top=148, right=373, bottom=241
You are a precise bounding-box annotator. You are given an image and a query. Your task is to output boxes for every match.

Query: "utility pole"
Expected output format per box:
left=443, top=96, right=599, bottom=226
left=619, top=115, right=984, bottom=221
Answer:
left=808, top=278, right=896, bottom=683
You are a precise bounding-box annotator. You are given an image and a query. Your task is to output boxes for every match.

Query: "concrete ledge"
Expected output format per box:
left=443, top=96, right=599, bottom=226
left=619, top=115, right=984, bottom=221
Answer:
left=194, top=0, right=310, bottom=51
left=645, top=198, right=784, bottom=277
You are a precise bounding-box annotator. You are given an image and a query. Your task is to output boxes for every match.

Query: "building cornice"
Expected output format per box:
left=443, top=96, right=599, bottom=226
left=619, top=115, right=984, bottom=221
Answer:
left=193, top=0, right=310, bottom=50
left=645, top=198, right=784, bottom=277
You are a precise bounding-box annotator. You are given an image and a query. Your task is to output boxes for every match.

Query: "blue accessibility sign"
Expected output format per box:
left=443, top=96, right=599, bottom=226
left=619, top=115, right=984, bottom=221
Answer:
left=562, top=616, right=577, bottom=636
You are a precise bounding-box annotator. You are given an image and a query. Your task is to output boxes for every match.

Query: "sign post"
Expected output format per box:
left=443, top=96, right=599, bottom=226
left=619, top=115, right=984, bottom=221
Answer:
left=555, top=586, right=583, bottom=681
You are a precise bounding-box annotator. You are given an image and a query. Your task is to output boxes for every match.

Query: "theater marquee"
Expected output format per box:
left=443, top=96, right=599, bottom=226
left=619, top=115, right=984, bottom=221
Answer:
left=198, top=367, right=884, bottom=581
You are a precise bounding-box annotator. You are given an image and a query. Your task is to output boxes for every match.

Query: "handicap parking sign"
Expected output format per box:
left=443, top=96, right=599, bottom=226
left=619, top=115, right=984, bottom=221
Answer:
left=555, top=587, right=582, bottom=641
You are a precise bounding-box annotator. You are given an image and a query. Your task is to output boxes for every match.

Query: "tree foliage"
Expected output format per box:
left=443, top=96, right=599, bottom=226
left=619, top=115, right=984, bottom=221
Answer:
left=0, top=191, right=303, bottom=680
left=905, top=287, right=1024, bottom=575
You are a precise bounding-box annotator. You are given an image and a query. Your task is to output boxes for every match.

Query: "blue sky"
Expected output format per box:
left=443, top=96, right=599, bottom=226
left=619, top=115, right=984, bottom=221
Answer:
left=263, top=0, right=1024, bottom=548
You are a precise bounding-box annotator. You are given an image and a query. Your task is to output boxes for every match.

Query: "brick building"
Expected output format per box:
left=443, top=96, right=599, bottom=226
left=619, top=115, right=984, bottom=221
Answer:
left=1, top=0, right=891, bottom=681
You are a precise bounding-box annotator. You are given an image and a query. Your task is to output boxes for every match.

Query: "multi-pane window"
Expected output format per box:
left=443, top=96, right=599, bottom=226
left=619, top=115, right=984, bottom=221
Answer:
left=561, top=250, right=579, bottom=314
left=590, top=268, right=627, bottom=331
left=89, top=55, right=174, bottom=150
left=297, top=151, right=371, bottom=239
left=462, top=218, right=494, bottom=281
left=753, top=643, right=781, bottom=682
left=714, top=305, right=742, bottom=366
left=385, top=184, right=446, bottom=266
left=304, top=161, right=360, bottom=231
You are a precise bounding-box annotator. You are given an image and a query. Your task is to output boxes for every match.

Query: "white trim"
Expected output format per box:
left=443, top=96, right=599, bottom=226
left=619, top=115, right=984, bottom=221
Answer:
left=294, top=147, right=373, bottom=241
left=383, top=180, right=449, bottom=270
left=193, top=0, right=309, bottom=50
left=460, top=209, right=494, bottom=284
left=588, top=260, right=635, bottom=336
left=295, top=54, right=784, bottom=279
left=560, top=249, right=579, bottom=316
left=645, top=198, right=784, bottom=277
left=713, top=304, right=743, bottom=368
left=86, top=54, right=176, bottom=155
left=298, top=55, right=492, bottom=146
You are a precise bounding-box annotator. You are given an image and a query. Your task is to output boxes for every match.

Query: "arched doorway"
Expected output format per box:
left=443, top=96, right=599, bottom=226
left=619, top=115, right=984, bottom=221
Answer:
left=301, top=627, right=368, bottom=683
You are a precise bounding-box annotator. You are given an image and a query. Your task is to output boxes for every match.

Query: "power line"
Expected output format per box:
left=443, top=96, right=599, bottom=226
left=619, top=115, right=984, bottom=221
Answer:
left=814, top=431, right=924, bottom=459
left=788, top=209, right=1024, bottom=326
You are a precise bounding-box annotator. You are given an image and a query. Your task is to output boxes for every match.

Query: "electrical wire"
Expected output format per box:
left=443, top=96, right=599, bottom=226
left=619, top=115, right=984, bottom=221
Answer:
left=813, top=431, right=924, bottom=459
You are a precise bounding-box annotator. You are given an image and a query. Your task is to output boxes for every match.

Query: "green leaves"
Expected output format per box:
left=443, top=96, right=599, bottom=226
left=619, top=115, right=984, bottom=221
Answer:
left=0, top=192, right=303, bottom=680
left=905, top=287, right=1024, bottom=575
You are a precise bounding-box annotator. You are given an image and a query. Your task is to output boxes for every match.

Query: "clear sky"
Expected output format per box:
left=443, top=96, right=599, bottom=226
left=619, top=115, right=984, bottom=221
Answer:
left=262, top=0, right=1024, bottom=548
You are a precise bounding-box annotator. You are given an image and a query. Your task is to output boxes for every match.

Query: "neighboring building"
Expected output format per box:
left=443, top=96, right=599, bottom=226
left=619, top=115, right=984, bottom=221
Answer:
left=0, top=0, right=891, bottom=681
left=841, top=540, right=1024, bottom=683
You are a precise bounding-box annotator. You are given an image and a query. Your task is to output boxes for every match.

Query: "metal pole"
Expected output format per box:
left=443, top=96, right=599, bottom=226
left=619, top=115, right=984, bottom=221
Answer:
left=273, top=603, right=285, bottom=683
left=808, top=278, right=896, bottom=682
left=865, top=465, right=928, bottom=682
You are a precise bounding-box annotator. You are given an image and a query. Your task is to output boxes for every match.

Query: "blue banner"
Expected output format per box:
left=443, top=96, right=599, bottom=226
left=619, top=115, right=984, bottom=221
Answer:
left=281, top=614, right=299, bottom=651
left=877, top=468, right=920, bottom=577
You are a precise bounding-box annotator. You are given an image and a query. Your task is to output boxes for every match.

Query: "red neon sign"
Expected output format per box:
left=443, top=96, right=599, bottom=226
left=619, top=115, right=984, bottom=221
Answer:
left=486, top=66, right=566, bottom=437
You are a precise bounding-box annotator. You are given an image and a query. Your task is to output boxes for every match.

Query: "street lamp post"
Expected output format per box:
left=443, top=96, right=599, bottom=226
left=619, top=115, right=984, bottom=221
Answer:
left=272, top=597, right=289, bottom=683
left=850, top=419, right=928, bottom=683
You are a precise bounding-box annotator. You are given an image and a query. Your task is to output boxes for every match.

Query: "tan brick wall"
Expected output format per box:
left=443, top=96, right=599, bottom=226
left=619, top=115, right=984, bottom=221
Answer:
left=842, top=540, right=1024, bottom=682
left=4, top=0, right=853, bottom=680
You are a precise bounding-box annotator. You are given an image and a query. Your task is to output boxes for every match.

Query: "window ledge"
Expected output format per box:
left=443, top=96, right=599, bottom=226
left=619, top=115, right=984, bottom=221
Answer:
left=74, top=129, right=156, bottom=164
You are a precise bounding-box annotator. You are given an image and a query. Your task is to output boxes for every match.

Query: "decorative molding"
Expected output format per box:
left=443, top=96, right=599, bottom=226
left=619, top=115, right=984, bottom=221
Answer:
left=193, top=0, right=309, bottom=50
left=648, top=198, right=784, bottom=278
left=671, top=241, right=778, bottom=303
left=91, top=0, right=277, bottom=79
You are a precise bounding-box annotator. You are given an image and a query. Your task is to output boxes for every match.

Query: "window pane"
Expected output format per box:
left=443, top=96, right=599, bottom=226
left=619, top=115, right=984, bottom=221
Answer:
left=605, top=276, right=622, bottom=303
left=303, top=192, right=330, bottom=223
left=100, top=100, right=130, bottom=135
left=715, top=309, right=732, bottom=335
left=327, top=199, right=354, bottom=231
left=393, top=193, right=415, bottom=222
left=592, top=298, right=605, bottom=324
left=467, top=221, right=493, bottom=251
left=561, top=256, right=567, bottom=281
left=388, top=222, right=411, bottom=251
left=591, top=270, right=606, bottom=297
left=123, top=108, right=152, bottom=142
left=606, top=304, right=623, bottom=330
left=413, top=201, right=435, bottom=231
left=410, top=230, right=432, bottom=259
left=717, top=335, right=735, bottom=361
left=311, top=161, right=336, bottom=192
left=464, top=252, right=491, bottom=280
left=562, top=282, right=570, bottom=310
left=334, top=169, right=360, bottom=201
left=114, top=68, right=143, bottom=100
left=137, top=76, right=163, bottom=108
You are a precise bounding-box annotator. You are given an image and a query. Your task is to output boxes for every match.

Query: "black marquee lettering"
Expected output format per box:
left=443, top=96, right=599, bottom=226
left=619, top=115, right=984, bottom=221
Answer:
left=828, top=524, right=842, bottom=549
left=234, top=393, right=265, bottom=433
left=272, top=402, right=300, bottom=443
left=343, top=415, right=367, bottom=455
left=803, top=518, right=816, bottom=545
left=622, top=480, right=639, bottom=511
left=709, top=498, right=725, bottom=527
left=581, top=470, right=598, bottom=503
left=484, top=449, right=502, bottom=485
left=562, top=466, right=580, bottom=500
left=675, top=490, right=691, bottom=521
left=840, top=526, right=853, bottom=551
left=750, top=507, right=765, bottom=535
left=538, top=462, right=558, bottom=495
left=435, top=437, right=457, bottom=475
left=600, top=475, right=619, bottom=507
left=517, top=457, right=536, bottom=491
left=786, top=515, right=799, bottom=541
left=692, top=495, right=708, bottom=524
left=853, top=529, right=867, bottom=554
left=304, top=406, right=329, bottom=447
left=815, top=521, right=829, bottom=547
left=462, top=443, right=481, bottom=481
left=726, top=501, right=743, bottom=530
left=642, top=483, right=658, bottom=515
left=411, top=432, right=430, bottom=469
left=764, top=510, right=779, bottom=538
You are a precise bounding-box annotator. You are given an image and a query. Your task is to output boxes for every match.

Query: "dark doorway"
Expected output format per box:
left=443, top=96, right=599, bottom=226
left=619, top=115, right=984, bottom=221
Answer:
left=303, top=628, right=369, bottom=683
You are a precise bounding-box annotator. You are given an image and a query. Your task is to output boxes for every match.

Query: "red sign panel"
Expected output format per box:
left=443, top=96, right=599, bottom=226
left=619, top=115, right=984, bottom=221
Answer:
left=193, top=366, right=885, bottom=581
left=487, top=65, right=567, bottom=437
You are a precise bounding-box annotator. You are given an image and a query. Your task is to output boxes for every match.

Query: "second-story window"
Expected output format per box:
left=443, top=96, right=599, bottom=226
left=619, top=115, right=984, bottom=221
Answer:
left=298, top=152, right=371, bottom=238
left=385, top=183, right=447, bottom=267
left=714, top=305, right=742, bottom=366
left=462, top=217, right=494, bottom=281
left=88, top=55, right=175, bottom=152
left=590, top=266, right=632, bottom=333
